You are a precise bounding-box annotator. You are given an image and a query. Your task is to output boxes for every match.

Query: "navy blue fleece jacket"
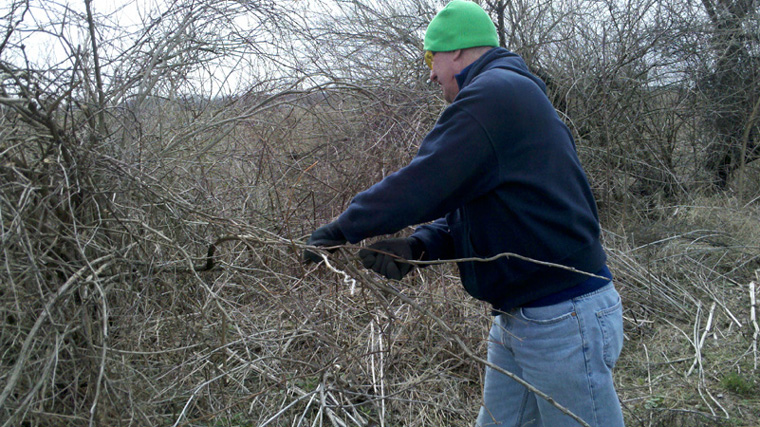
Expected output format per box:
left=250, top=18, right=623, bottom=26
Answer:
left=335, top=47, right=606, bottom=311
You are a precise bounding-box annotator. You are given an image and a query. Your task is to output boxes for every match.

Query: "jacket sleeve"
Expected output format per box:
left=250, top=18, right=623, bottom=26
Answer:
left=411, top=218, right=455, bottom=261
left=335, top=92, right=502, bottom=244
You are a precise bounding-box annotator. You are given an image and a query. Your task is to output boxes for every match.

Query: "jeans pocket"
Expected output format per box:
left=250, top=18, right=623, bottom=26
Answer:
left=519, top=300, right=576, bottom=324
left=597, top=297, right=623, bottom=369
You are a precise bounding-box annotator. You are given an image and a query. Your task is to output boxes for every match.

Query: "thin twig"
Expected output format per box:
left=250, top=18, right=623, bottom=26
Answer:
left=88, top=280, right=109, bottom=427
left=687, top=302, right=716, bottom=378
left=750, top=280, right=758, bottom=370
left=84, top=0, right=106, bottom=136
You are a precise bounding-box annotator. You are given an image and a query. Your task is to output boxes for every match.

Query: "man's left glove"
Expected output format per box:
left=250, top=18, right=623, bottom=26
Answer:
left=304, top=221, right=347, bottom=263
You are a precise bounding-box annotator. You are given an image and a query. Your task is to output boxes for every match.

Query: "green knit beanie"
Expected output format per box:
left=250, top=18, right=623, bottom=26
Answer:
left=424, top=0, right=499, bottom=52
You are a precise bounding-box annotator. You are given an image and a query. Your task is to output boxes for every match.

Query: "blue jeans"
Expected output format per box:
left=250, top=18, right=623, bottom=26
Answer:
left=476, top=282, right=625, bottom=427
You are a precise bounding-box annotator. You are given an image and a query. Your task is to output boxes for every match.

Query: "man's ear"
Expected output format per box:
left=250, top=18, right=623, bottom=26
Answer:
left=452, top=49, right=463, bottom=61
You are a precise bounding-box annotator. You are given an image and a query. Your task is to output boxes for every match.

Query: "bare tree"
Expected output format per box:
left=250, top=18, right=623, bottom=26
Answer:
left=696, top=0, right=760, bottom=189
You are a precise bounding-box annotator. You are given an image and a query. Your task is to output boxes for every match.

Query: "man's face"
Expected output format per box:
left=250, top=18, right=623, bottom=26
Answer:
left=429, top=50, right=463, bottom=103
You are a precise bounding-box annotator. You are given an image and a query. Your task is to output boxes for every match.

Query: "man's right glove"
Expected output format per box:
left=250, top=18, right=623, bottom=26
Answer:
left=304, top=221, right=347, bottom=263
left=358, top=237, right=424, bottom=280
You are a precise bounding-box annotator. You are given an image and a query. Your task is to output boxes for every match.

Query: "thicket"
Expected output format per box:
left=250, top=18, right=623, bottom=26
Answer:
left=0, top=0, right=758, bottom=426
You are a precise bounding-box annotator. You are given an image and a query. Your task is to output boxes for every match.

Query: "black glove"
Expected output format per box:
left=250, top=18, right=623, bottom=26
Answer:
left=359, top=237, right=424, bottom=280
left=304, top=221, right=347, bottom=263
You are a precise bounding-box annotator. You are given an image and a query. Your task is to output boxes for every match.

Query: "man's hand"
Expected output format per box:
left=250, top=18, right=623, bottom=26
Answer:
left=304, top=221, right=347, bottom=263
left=359, top=237, right=422, bottom=280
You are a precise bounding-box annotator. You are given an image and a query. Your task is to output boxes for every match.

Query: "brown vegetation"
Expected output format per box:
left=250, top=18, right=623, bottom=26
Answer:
left=1, top=0, right=759, bottom=426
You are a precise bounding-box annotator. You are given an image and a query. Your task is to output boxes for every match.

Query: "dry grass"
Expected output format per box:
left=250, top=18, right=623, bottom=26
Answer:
left=607, top=197, right=760, bottom=427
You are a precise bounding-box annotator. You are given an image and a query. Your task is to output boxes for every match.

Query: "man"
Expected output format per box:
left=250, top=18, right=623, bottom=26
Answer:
left=304, top=1, right=625, bottom=426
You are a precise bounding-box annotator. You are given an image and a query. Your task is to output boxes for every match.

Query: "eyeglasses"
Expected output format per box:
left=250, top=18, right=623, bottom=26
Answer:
left=424, top=51, right=435, bottom=69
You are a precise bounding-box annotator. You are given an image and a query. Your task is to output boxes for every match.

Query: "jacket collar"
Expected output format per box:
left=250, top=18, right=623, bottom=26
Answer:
left=457, top=47, right=502, bottom=89
left=455, top=62, right=475, bottom=91
left=455, top=47, right=547, bottom=95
